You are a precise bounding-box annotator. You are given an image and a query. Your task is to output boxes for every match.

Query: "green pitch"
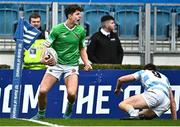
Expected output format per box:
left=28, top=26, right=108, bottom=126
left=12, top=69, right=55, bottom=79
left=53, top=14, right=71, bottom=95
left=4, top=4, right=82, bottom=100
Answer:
left=0, top=118, right=180, bottom=126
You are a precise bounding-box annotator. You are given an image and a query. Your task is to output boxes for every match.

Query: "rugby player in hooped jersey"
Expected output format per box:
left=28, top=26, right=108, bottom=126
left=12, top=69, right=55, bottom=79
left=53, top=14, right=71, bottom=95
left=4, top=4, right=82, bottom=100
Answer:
left=31, top=4, right=92, bottom=119
left=114, top=63, right=177, bottom=120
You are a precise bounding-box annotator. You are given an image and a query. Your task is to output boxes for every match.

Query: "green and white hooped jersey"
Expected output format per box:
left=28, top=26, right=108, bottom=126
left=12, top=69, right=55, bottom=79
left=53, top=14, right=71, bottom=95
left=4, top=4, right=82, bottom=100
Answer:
left=44, top=23, right=86, bottom=65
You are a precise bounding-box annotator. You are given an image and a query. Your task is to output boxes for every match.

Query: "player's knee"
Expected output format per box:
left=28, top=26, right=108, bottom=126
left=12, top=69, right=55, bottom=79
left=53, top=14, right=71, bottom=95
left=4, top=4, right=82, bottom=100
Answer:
left=39, top=87, right=48, bottom=95
left=68, top=89, right=76, bottom=96
left=119, top=102, right=124, bottom=109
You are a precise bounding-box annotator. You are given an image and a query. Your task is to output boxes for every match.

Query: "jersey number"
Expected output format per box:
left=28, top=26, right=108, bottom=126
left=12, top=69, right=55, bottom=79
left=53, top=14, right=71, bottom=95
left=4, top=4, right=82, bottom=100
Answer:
left=152, top=71, right=161, bottom=78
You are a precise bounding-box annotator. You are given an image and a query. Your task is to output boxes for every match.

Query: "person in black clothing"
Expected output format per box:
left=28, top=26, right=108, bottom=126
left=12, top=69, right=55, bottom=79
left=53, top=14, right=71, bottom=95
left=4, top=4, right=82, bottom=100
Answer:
left=87, top=15, right=124, bottom=64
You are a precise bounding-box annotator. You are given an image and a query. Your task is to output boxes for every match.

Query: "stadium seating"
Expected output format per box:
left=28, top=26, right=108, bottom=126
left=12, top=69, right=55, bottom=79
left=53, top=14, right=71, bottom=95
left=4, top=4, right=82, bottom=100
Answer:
left=114, top=6, right=140, bottom=40
left=23, top=4, right=47, bottom=31
left=1, top=3, right=180, bottom=66
left=176, top=7, right=180, bottom=39
left=83, top=5, right=111, bottom=36
left=0, top=4, right=19, bottom=37
left=58, top=5, right=67, bottom=23
left=151, top=6, right=172, bottom=40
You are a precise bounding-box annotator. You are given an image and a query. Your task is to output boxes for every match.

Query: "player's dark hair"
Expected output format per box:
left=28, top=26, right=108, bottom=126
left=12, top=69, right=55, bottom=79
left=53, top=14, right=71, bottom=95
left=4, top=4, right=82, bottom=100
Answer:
left=144, top=63, right=157, bottom=71
left=29, top=12, right=41, bottom=22
left=64, top=4, right=83, bottom=19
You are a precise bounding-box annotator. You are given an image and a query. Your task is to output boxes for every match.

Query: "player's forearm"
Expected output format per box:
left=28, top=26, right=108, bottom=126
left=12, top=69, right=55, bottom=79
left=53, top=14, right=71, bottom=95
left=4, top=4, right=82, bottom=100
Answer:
left=169, top=88, right=177, bottom=120
left=40, top=43, right=48, bottom=61
left=116, top=78, right=123, bottom=90
left=41, top=41, right=50, bottom=52
left=171, top=99, right=177, bottom=120
left=80, top=48, right=89, bottom=65
left=116, top=75, right=136, bottom=90
left=40, top=41, right=55, bottom=65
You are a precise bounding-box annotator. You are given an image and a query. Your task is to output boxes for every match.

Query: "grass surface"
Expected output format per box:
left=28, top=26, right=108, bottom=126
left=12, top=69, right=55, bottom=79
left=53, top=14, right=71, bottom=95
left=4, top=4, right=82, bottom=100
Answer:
left=0, top=118, right=180, bottom=126
left=0, top=118, right=42, bottom=126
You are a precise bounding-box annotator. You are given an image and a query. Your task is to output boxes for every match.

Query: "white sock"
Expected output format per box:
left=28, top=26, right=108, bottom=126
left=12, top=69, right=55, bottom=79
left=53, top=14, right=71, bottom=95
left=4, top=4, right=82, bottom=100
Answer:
left=128, top=107, right=139, bottom=117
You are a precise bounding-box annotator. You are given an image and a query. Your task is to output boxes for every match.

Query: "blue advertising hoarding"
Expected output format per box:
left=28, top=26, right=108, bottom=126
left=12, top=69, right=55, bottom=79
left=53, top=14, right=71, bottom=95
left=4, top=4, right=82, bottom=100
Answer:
left=0, top=69, right=179, bottom=119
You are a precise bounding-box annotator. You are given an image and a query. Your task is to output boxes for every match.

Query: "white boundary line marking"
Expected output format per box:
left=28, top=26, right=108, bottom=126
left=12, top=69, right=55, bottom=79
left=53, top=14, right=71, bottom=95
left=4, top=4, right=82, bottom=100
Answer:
left=18, top=118, right=64, bottom=127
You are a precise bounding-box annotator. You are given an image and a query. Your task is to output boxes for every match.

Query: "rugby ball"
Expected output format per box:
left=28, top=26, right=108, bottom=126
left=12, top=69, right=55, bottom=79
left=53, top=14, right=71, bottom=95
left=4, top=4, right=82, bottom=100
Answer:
left=44, top=48, right=58, bottom=65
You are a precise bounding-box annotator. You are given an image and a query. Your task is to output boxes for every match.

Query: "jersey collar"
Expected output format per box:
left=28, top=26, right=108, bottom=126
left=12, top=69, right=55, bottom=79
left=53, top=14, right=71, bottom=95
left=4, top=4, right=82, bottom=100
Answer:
left=64, top=22, right=76, bottom=31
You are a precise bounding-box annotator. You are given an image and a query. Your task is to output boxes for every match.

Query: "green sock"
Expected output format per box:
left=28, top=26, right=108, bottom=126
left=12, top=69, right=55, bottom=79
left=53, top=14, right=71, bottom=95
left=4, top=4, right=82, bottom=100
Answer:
left=68, top=102, right=73, bottom=108
left=65, top=102, right=73, bottom=114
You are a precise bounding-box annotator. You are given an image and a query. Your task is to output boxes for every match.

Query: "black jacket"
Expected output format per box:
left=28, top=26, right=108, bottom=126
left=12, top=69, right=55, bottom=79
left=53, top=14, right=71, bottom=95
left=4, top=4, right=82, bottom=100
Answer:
left=37, top=27, right=45, bottom=39
left=87, top=30, right=124, bottom=64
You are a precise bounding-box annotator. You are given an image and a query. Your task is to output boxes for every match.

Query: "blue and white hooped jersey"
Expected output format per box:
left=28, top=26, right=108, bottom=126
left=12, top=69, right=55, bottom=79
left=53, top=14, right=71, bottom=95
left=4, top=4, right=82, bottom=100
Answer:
left=132, top=70, right=170, bottom=97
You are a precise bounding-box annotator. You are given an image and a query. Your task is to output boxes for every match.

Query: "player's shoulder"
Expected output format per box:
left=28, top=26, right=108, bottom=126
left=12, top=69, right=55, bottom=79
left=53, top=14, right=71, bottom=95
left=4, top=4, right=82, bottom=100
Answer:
left=132, top=70, right=144, bottom=80
left=136, top=70, right=145, bottom=75
left=50, top=23, right=64, bottom=35
left=133, top=70, right=144, bottom=75
left=53, top=23, right=64, bottom=30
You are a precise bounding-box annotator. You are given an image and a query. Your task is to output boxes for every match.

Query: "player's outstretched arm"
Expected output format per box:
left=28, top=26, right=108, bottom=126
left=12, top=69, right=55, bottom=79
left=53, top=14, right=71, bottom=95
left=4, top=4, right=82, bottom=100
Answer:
left=114, top=74, right=135, bottom=96
left=169, top=88, right=177, bottom=120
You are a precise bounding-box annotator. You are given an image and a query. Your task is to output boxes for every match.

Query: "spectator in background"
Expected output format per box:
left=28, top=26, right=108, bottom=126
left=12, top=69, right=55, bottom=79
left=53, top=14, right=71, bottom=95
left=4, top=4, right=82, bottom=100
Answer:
left=114, top=63, right=177, bottom=120
left=23, top=12, right=47, bottom=70
left=87, top=15, right=124, bottom=64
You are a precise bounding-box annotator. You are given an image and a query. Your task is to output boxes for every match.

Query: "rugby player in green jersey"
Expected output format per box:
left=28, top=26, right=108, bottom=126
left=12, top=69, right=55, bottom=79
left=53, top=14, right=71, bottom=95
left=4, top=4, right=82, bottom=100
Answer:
left=31, top=4, right=92, bottom=119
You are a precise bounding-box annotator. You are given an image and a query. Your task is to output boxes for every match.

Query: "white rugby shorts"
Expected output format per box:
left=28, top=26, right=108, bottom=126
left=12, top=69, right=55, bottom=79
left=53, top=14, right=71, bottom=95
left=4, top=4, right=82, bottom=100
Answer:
left=142, top=89, right=170, bottom=117
left=46, top=64, right=79, bottom=80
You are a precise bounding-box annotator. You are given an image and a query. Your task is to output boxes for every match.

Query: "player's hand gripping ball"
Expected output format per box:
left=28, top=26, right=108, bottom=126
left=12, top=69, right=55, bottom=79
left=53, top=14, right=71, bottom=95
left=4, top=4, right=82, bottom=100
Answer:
left=41, top=48, right=58, bottom=66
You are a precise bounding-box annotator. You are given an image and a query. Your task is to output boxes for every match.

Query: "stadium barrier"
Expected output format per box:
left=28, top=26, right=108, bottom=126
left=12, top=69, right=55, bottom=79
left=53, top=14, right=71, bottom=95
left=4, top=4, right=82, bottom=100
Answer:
left=0, top=69, right=179, bottom=119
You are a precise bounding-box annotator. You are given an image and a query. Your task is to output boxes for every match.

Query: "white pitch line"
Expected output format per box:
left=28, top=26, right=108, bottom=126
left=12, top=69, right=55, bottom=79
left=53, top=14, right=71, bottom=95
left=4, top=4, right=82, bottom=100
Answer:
left=18, top=118, right=64, bottom=127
